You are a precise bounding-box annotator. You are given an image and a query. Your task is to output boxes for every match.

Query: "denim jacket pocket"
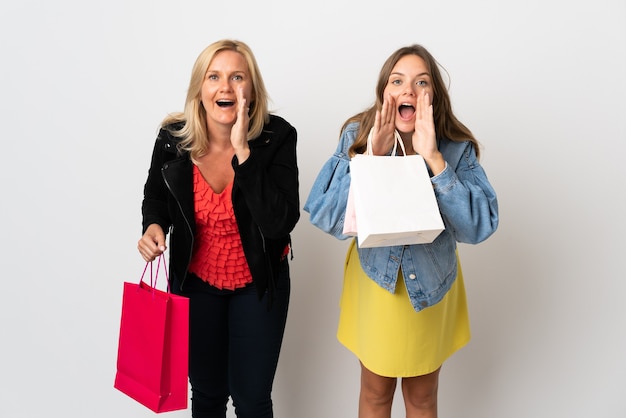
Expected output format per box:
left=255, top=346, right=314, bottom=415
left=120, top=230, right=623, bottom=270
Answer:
left=417, top=230, right=457, bottom=294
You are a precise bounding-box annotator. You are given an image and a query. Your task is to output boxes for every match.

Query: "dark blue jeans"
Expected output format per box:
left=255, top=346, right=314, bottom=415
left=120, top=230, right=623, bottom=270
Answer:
left=181, top=261, right=290, bottom=418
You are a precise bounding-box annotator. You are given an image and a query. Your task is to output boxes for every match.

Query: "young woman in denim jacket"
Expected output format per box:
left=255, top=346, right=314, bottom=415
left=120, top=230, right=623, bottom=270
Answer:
left=304, top=45, right=498, bottom=417
left=138, top=40, right=299, bottom=418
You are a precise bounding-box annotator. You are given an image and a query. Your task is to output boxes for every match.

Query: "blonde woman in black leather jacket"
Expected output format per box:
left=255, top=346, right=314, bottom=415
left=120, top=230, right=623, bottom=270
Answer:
left=138, top=39, right=299, bottom=418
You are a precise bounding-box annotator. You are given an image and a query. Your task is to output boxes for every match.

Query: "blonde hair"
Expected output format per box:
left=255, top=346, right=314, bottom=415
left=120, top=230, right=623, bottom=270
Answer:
left=162, top=39, right=270, bottom=161
left=345, top=44, right=480, bottom=159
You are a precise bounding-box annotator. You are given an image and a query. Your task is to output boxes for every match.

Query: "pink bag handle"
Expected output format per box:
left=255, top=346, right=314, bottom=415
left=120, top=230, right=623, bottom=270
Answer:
left=139, top=253, right=170, bottom=293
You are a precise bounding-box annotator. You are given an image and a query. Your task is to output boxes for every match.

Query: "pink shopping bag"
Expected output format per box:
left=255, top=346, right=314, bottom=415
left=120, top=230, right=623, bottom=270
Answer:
left=342, top=181, right=358, bottom=236
left=114, top=255, right=189, bottom=413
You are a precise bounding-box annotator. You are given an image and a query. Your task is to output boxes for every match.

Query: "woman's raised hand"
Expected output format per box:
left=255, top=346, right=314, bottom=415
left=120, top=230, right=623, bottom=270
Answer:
left=412, top=91, right=444, bottom=175
left=231, top=86, right=251, bottom=163
left=370, top=94, right=397, bottom=155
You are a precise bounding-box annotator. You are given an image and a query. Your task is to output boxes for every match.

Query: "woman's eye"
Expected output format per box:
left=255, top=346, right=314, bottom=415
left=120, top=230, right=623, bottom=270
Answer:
left=208, top=74, right=218, bottom=81
left=391, top=79, right=402, bottom=86
left=417, top=80, right=427, bottom=87
left=232, top=75, right=243, bottom=81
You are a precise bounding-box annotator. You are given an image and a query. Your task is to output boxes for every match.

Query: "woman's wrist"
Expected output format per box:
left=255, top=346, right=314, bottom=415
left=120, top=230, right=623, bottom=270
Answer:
left=423, top=152, right=445, bottom=176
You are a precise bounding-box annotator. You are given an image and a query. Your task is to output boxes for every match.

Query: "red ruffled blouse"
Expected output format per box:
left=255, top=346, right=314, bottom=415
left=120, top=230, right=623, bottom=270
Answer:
left=188, top=164, right=252, bottom=290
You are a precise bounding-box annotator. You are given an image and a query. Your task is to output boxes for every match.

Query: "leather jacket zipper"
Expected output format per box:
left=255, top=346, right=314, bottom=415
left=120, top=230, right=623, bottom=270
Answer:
left=162, top=164, right=194, bottom=291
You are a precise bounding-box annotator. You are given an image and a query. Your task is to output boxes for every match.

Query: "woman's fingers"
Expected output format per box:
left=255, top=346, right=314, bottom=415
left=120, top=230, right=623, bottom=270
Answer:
left=413, top=91, right=437, bottom=157
left=382, top=94, right=395, bottom=125
left=231, top=87, right=249, bottom=148
left=137, top=225, right=166, bottom=262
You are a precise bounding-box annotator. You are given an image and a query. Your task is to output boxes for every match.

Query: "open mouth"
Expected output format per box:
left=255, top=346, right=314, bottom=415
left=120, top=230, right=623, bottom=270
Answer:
left=216, top=100, right=235, bottom=108
left=398, top=104, right=415, bottom=120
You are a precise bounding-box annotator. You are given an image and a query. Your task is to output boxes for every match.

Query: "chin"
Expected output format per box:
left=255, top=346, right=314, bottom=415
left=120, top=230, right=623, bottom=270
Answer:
left=395, top=122, right=414, bottom=134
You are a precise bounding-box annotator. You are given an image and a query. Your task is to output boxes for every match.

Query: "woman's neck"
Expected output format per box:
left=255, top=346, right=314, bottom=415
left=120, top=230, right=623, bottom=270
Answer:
left=206, top=123, right=233, bottom=151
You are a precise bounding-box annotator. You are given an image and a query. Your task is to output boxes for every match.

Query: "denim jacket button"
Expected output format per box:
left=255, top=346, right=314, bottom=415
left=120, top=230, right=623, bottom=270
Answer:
left=408, top=274, right=416, bottom=280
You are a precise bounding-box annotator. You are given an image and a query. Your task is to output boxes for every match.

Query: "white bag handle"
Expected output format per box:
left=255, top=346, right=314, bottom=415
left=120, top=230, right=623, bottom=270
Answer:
left=365, top=128, right=406, bottom=156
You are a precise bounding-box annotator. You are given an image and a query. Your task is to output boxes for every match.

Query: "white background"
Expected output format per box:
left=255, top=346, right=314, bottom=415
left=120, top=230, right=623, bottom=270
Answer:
left=1, top=0, right=625, bottom=417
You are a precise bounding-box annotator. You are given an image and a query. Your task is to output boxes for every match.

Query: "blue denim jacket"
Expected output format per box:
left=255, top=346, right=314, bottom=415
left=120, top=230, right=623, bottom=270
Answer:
left=304, top=122, right=499, bottom=312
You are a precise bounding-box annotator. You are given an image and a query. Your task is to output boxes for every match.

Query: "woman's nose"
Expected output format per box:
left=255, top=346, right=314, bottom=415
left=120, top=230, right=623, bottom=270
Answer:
left=218, top=79, right=233, bottom=92
left=402, top=85, right=416, bottom=96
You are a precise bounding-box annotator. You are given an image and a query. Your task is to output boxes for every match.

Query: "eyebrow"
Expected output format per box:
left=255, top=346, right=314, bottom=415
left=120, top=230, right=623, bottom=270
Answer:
left=390, top=71, right=431, bottom=77
left=206, top=70, right=246, bottom=74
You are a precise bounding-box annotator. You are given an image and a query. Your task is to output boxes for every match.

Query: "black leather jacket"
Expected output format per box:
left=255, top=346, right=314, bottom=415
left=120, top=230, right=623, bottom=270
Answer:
left=141, top=115, right=299, bottom=300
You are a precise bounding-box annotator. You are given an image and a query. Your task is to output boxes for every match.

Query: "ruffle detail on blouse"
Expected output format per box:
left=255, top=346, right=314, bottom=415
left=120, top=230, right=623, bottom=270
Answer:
left=188, top=165, right=252, bottom=290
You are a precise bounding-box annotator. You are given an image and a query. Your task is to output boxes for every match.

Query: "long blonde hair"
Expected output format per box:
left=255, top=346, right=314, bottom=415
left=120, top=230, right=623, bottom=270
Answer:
left=162, top=39, right=270, bottom=160
left=345, top=44, right=480, bottom=159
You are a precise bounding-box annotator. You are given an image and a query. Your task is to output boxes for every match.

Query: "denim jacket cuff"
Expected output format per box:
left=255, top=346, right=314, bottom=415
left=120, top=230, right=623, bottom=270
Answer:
left=430, top=162, right=456, bottom=194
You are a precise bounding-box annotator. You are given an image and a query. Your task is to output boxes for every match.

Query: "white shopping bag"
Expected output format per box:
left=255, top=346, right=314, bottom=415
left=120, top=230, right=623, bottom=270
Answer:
left=349, top=130, right=444, bottom=248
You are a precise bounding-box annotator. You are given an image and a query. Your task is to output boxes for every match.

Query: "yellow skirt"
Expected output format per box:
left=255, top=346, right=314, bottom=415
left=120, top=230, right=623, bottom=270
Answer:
left=337, top=239, right=471, bottom=377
